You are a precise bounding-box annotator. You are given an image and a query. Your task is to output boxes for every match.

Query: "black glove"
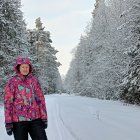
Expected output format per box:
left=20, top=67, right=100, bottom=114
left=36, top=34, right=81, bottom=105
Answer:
left=42, top=119, right=48, bottom=129
left=5, top=123, right=13, bottom=136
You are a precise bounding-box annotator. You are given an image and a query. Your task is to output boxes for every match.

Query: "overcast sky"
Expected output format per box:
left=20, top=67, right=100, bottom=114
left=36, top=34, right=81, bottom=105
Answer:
left=20, top=0, right=95, bottom=76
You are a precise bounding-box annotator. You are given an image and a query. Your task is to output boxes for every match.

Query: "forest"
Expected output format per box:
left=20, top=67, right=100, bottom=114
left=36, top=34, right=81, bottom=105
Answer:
left=0, top=0, right=140, bottom=105
left=64, top=0, right=140, bottom=105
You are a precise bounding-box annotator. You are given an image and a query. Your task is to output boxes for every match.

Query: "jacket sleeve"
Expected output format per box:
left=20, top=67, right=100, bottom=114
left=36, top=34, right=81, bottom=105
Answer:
left=4, top=80, right=15, bottom=123
left=34, top=79, right=48, bottom=120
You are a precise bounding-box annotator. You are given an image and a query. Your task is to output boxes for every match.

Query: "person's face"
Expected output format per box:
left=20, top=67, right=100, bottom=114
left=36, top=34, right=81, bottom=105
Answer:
left=19, top=64, right=30, bottom=75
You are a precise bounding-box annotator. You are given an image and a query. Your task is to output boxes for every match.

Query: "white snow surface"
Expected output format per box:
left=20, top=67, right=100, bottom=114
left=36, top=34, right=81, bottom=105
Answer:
left=0, top=94, right=140, bottom=140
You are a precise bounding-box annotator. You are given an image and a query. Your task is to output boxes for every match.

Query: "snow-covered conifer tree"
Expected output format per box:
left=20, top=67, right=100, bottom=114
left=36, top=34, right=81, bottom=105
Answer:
left=0, top=0, right=28, bottom=97
left=120, top=0, right=140, bottom=104
left=27, top=18, right=62, bottom=94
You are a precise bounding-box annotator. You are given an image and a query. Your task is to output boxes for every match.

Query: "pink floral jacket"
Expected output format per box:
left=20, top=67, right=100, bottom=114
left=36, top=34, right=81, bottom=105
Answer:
left=4, top=57, right=48, bottom=123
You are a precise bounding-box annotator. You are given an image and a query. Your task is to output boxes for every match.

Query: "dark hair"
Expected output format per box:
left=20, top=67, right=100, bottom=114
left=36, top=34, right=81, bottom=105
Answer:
left=16, top=64, right=21, bottom=73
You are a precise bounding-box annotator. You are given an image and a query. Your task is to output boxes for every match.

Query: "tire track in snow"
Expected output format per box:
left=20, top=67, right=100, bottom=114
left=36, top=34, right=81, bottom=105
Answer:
left=47, top=98, right=63, bottom=140
left=56, top=103, right=82, bottom=140
left=54, top=102, right=63, bottom=140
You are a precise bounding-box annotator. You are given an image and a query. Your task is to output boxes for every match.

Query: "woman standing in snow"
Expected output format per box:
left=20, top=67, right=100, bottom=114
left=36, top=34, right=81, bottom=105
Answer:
left=4, top=56, right=48, bottom=140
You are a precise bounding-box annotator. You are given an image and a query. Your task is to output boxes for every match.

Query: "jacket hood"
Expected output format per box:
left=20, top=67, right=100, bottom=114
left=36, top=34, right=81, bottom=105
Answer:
left=14, top=56, right=33, bottom=74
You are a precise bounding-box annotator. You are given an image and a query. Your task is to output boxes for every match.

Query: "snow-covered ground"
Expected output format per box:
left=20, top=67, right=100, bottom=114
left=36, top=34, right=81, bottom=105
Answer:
left=0, top=94, right=140, bottom=140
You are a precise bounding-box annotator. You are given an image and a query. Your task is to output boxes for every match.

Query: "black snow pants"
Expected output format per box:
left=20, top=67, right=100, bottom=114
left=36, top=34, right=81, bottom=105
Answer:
left=13, top=119, right=48, bottom=140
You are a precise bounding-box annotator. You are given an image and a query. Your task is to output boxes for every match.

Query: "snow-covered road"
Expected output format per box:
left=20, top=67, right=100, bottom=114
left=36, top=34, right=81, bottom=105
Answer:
left=0, top=94, right=140, bottom=140
left=46, top=95, right=79, bottom=140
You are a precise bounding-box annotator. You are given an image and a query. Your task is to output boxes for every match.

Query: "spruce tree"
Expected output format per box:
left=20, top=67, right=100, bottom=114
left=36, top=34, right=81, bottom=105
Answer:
left=120, top=1, right=140, bottom=104
left=0, top=0, right=28, bottom=97
left=27, top=18, right=62, bottom=94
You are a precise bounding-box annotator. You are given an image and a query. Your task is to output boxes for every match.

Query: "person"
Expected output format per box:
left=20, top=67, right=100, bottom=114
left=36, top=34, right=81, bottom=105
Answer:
left=4, top=56, right=48, bottom=140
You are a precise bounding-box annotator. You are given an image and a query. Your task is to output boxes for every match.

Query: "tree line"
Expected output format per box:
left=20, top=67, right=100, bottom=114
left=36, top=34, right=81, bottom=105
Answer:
left=64, top=0, right=140, bottom=105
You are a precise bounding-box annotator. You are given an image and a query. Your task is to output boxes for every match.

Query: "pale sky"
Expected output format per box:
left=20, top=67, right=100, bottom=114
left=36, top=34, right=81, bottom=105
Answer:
left=20, top=0, right=94, bottom=76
